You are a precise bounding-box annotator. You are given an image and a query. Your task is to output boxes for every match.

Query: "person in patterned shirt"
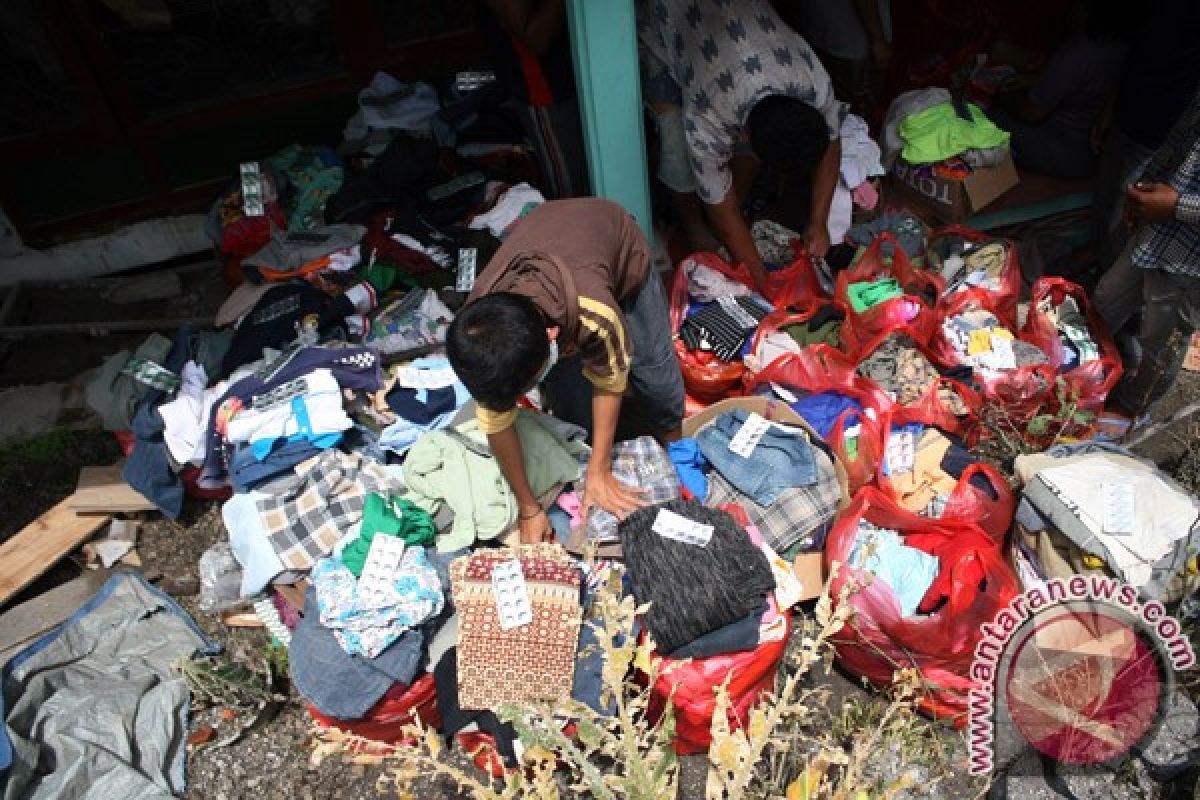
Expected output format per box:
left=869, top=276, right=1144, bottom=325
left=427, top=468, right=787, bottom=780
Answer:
left=1093, top=85, right=1200, bottom=414
left=637, top=0, right=847, bottom=288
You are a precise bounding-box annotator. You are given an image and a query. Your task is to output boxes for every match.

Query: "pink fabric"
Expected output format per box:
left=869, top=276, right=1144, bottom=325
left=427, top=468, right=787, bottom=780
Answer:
left=555, top=489, right=583, bottom=526
left=852, top=180, right=880, bottom=211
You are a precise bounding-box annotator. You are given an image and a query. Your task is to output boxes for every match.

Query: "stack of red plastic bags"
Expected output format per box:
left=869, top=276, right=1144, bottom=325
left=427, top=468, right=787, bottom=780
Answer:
left=667, top=221, right=1123, bottom=727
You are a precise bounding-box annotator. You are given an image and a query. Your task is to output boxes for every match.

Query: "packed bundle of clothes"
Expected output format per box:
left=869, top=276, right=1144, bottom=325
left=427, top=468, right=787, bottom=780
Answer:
left=881, top=87, right=1011, bottom=175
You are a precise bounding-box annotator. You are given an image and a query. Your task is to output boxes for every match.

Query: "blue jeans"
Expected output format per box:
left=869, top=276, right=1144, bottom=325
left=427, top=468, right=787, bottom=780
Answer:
left=696, top=408, right=818, bottom=506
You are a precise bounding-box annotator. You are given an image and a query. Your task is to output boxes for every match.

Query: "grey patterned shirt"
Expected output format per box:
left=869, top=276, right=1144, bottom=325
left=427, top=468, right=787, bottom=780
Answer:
left=637, top=0, right=847, bottom=204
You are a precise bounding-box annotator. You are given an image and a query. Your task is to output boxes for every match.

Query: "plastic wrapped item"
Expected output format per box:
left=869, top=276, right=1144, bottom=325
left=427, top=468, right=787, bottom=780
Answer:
left=835, top=234, right=938, bottom=356
left=825, top=488, right=1021, bottom=725
left=197, top=542, right=244, bottom=612
left=1021, top=277, right=1123, bottom=426
left=670, top=251, right=823, bottom=404
left=927, top=225, right=1021, bottom=326
left=929, top=292, right=1056, bottom=422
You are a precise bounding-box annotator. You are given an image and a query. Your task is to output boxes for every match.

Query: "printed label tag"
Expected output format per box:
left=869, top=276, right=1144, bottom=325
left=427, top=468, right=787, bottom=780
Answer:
left=492, top=559, right=533, bottom=630
left=885, top=429, right=916, bottom=474
left=728, top=412, right=771, bottom=458
left=716, top=296, right=760, bottom=329
left=239, top=162, right=265, bottom=217
left=987, top=333, right=1017, bottom=370
left=456, top=248, right=477, bottom=291
left=1101, top=482, right=1135, bottom=536
left=356, top=535, right=406, bottom=610
left=652, top=508, right=714, bottom=546
left=392, top=364, right=458, bottom=390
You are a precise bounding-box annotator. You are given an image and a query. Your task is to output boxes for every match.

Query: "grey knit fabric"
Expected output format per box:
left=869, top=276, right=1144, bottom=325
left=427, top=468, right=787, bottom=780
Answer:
left=620, top=498, right=775, bottom=655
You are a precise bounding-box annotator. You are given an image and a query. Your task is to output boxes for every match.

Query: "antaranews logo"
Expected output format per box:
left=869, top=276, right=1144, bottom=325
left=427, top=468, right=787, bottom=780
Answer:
left=967, top=575, right=1195, bottom=776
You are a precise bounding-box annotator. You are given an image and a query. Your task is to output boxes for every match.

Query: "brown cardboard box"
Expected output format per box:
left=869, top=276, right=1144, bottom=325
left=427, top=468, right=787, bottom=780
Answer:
left=681, top=396, right=847, bottom=601
left=890, top=151, right=1018, bottom=223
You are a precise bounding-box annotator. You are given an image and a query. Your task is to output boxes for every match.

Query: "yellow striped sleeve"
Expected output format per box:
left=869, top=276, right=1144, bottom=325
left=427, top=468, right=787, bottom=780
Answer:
left=475, top=404, right=519, bottom=434
left=577, top=296, right=631, bottom=393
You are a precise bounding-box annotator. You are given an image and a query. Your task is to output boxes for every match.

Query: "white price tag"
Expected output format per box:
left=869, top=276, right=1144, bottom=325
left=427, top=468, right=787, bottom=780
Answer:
left=987, top=334, right=1017, bottom=370
left=652, top=508, right=714, bottom=546
left=456, top=248, right=477, bottom=291
left=356, top=535, right=406, bottom=610
left=492, top=559, right=533, bottom=630
left=885, top=430, right=915, bottom=474
left=716, top=296, right=760, bottom=329
left=728, top=412, right=771, bottom=458
left=392, top=364, right=458, bottom=390
left=1101, top=482, right=1135, bottom=536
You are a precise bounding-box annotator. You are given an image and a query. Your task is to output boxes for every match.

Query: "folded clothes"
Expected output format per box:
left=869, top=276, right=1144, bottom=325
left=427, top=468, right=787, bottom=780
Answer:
left=786, top=391, right=862, bottom=439
left=942, top=310, right=1048, bottom=374
left=339, top=493, right=437, bottom=576
left=697, top=408, right=817, bottom=506
left=667, top=438, right=710, bottom=500
left=679, top=295, right=773, bottom=361
left=848, top=522, right=940, bottom=617
left=705, top=434, right=843, bottom=557
left=847, top=278, right=905, bottom=313
left=620, top=499, right=775, bottom=655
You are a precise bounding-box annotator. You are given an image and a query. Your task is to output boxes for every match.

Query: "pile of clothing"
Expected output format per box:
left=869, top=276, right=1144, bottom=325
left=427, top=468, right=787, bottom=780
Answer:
left=881, top=423, right=997, bottom=518
left=1013, top=443, right=1200, bottom=601
left=927, top=235, right=1011, bottom=295
left=1036, top=294, right=1100, bottom=370
left=882, top=87, right=1011, bottom=175
left=856, top=334, right=969, bottom=416
left=941, top=309, right=1049, bottom=375
left=847, top=521, right=940, bottom=618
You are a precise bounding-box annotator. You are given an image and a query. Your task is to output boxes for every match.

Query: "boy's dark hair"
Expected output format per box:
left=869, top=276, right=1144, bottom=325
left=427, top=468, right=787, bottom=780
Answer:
left=746, top=95, right=831, bottom=178
left=446, top=292, right=549, bottom=411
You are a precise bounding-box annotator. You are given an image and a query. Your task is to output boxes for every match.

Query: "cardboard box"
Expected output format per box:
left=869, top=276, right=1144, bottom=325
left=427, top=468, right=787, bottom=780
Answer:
left=890, top=151, right=1018, bottom=223
left=682, top=396, right=847, bottom=602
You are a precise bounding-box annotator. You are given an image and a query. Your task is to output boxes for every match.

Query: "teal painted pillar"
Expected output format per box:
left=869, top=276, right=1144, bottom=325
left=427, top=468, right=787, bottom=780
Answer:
left=566, top=0, right=654, bottom=240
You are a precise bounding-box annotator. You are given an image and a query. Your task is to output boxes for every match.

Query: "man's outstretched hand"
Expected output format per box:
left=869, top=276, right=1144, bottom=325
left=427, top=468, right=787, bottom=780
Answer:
left=582, top=467, right=647, bottom=522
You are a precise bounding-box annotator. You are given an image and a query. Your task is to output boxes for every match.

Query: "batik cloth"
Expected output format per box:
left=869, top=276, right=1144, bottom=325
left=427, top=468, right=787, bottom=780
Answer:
left=451, top=545, right=582, bottom=710
left=257, top=450, right=404, bottom=570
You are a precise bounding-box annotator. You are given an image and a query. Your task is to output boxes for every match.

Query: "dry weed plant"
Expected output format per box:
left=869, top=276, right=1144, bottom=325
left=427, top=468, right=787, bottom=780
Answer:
left=307, top=564, right=959, bottom=799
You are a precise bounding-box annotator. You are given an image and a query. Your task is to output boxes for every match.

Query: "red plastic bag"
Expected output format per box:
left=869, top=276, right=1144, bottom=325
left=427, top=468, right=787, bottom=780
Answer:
left=825, top=488, right=1021, bottom=725
left=927, top=292, right=1055, bottom=423
left=927, top=225, right=1021, bottom=327
left=747, top=347, right=891, bottom=492
left=875, top=416, right=1015, bottom=541
left=836, top=233, right=938, bottom=356
left=670, top=251, right=823, bottom=403
left=1020, top=277, right=1123, bottom=417
left=747, top=298, right=852, bottom=368
left=308, top=673, right=442, bottom=743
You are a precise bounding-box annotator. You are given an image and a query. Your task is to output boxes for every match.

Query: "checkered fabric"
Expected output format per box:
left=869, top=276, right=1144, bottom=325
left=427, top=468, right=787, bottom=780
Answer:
left=257, top=450, right=403, bottom=570
left=705, top=440, right=842, bottom=554
left=1133, top=88, right=1200, bottom=277
left=452, top=545, right=582, bottom=710
left=582, top=436, right=682, bottom=543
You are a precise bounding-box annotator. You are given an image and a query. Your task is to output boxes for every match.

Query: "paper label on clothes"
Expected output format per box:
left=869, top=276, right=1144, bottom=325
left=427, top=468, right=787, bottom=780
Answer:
left=492, top=559, right=533, bottom=630
left=357, top=535, right=406, bottom=610
left=728, top=412, right=772, bottom=457
left=239, top=162, right=265, bottom=217
left=716, top=296, right=760, bottom=329
left=885, top=430, right=916, bottom=474
left=455, top=248, right=477, bottom=291
left=1101, top=482, right=1136, bottom=536
left=987, top=333, right=1017, bottom=370
left=652, top=509, right=714, bottom=546
left=392, top=364, right=458, bottom=390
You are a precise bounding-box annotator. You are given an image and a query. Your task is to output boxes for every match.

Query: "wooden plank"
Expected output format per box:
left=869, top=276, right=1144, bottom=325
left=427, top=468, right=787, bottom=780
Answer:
left=69, top=464, right=156, bottom=513
left=0, top=499, right=110, bottom=607
left=0, top=568, right=110, bottom=665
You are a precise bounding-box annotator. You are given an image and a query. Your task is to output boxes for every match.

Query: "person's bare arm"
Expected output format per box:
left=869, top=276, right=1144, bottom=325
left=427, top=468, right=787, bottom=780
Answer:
left=484, top=0, right=565, bottom=54
left=580, top=388, right=645, bottom=519
left=705, top=192, right=767, bottom=287
left=852, top=0, right=890, bottom=70
left=488, top=425, right=553, bottom=543
left=804, top=137, right=841, bottom=259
